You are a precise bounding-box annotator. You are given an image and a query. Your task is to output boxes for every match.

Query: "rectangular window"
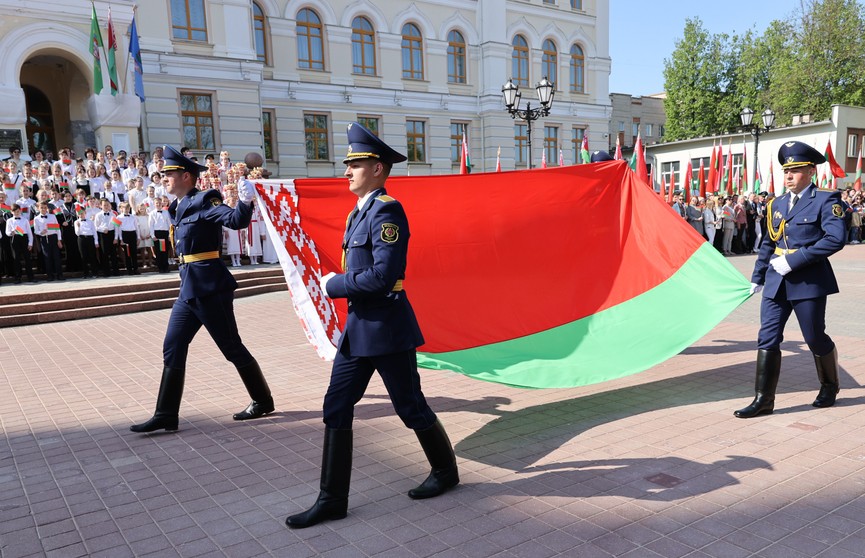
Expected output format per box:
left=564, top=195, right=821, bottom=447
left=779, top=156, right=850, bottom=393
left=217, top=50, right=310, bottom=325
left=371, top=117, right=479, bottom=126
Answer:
left=690, top=157, right=710, bottom=185
left=544, top=126, right=559, bottom=166
left=645, top=123, right=653, bottom=137
left=262, top=110, right=275, bottom=162
left=632, top=118, right=640, bottom=139
left=618, top=121, right=625, bottom=132
left=171, top=0, right=207, bottom=41
left=848, top=133, right=858, bottom=158
left=660, top=161, right=680, bottom=191
left=659, top=124, right=666, bottom=138
left=180, top=93, right=215, bottom=150
left=450, top=122, right=469, bottom=163
left=357, top=116, right=379, bottom=137
left=572, top=127, right=585, bottom=164
left=515, top=124, right=527, bottom=165
left=303, top=113, right=329, bottom=161
left=406, top=120, right=426, bottom=163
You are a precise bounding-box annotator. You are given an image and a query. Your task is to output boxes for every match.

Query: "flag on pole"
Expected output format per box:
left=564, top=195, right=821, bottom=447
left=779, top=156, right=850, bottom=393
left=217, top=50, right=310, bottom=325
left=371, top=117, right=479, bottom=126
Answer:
left=459, top=135, right=467, bottom=175
left=824, top=140, right=846, bottom=179
left=768, top=164, right=776, bottom=195
left=558, top=147, right=564, bottom=167
left=107, top=6, right=119, bottom=96
left=541, top=150, right=547, bottom=168
left=89, top=3, right=104, bottom=93
left=720, top=141, right=733, bottom=195
left=698, top=158, right=706, bottom=198
left=658, top=169, right=666, bottom=199
left=854, top=147, right=862, bottom=192
left=707, top=141, right=717, bottom=194
left=464, top=134, right=472, bottom=174
left=128, top=13, right=145, bottom=101
left=667, top=169, right=675, bottom=204
left=628, top=132, right=649, bottom=185
left=754, top=164, right=763, bottom=194
left=683, top=159, right=693, bottom=203
left=495, top=146, right=501, bottom=173
left=580, top=136, right=590, bottom=164
left=714, top=143, right=724, bottom=192
left=614, top=136, right=623, bottom=160
left=742, top=140, right=749, bottom=194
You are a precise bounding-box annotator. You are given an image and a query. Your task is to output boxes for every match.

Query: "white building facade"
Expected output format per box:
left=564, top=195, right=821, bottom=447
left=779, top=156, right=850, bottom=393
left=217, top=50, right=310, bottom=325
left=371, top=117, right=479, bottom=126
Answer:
left=0, top=0, right=612, bottom=178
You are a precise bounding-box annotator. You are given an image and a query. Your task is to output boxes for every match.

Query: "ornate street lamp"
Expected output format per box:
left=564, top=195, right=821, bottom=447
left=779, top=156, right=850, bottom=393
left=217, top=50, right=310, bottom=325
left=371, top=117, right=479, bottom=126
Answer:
left=740, top=107, right=775, bottom=188
left=502, top=77, right=555, bottom=169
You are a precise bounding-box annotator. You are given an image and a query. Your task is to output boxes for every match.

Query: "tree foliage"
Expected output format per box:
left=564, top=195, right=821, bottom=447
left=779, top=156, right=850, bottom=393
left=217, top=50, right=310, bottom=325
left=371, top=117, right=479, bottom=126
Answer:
left=663, top=0, right=865, bottom=141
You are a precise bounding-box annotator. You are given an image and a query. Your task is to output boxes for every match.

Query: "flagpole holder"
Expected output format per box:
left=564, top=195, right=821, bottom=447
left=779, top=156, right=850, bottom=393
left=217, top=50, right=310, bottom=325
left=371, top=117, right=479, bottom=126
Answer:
left=502, top=77, right=555, bottom=169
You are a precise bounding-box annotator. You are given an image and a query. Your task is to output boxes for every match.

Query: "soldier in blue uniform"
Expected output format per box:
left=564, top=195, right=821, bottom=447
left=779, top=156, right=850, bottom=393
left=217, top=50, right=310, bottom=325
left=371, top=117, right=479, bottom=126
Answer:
left=590, top=150, right=614, bottom=162
left=130, top=146, right=275, bottom=433
left=735, top=141, right=846, bottom=418
left=286, top=123, right=458, bottom=529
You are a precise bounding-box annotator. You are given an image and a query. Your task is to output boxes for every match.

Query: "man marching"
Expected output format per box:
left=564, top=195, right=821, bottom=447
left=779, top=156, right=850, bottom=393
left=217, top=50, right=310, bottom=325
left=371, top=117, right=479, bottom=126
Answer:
left=735, top=141, right=846, bottom=418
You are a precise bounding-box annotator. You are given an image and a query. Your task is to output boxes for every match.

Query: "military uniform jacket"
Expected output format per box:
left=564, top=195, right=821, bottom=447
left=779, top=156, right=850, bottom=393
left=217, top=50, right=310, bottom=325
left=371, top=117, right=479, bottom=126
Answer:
left=326, top=187, right=424, bottom=357
left=170, top=188, right=252, bottom=301
left=752, top=186, right=845, bottom=301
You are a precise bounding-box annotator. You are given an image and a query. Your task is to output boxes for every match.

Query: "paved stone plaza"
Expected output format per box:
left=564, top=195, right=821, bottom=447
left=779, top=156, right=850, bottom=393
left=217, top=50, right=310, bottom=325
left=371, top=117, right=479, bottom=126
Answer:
left=1, top=248, right=864, bottom=557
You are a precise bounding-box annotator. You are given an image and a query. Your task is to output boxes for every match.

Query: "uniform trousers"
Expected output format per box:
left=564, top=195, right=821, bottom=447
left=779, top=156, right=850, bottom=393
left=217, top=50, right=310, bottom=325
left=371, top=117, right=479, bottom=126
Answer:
left=322, top=347, right=437, bottom=430
left=163, top=290, right=254, bottom=369
left=77, top=235, right=98, bottom=277
left=757, top=285, right=834, bottom=356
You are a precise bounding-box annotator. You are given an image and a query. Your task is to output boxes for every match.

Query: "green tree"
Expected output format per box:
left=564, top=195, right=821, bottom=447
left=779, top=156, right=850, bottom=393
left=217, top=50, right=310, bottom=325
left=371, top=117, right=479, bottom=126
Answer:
left=663, top=0, right=865, bottom=139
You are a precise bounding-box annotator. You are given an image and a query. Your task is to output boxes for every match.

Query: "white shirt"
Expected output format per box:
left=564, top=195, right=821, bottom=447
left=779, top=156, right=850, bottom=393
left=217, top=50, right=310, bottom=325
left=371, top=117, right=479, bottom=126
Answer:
left=5, top=215, right=33, bottom=245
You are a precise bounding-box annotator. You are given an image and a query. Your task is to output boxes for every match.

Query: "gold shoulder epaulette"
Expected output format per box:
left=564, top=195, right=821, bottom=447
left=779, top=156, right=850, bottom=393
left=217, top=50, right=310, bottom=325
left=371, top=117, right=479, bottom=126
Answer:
left=376, top=194, right=396, bottom=203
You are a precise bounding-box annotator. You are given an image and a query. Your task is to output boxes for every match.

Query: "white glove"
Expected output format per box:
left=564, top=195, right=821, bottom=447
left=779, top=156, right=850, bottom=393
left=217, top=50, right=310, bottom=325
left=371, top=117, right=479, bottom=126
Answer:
left=319, top=272, right=336, bottom=296
left=769, top=255, right=792, bottom=276
left=237, top=180, right=255, bottom=204
left=749, top=283, right=763, bottom=295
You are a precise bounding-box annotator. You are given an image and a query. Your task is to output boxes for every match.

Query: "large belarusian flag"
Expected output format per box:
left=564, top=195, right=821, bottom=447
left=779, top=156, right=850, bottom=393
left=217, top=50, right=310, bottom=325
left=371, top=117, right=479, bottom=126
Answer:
left=254, top=163, right=750, bottom=389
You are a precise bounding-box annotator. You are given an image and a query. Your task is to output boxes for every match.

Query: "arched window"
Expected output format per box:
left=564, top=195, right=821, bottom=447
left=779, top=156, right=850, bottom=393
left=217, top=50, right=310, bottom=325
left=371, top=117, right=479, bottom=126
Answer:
left=252, top=2, right=269, bottom=65
left=401, top=23, right=424, bottom=80
left=570, top=44, right=585, bottom=93
left=447, top=30, right=466, bottom=84
left=297, top=8, right=324, bottom=70
left=542, top=39, right=557, bottom=88
left=351, top=16, right=376, bottom=75
left=512, top=35, right=529, bottom=87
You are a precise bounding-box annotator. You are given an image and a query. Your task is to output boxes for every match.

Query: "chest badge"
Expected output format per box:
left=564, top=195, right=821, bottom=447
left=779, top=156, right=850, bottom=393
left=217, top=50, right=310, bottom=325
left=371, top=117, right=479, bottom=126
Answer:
left=832, top=203, right=843, bottom=217
left=381, top=223, right=399, bottom=243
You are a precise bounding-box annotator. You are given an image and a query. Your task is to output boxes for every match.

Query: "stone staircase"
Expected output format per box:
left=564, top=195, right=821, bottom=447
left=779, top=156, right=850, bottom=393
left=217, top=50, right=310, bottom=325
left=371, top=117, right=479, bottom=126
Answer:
left=0, top=265, right=287, bottom=328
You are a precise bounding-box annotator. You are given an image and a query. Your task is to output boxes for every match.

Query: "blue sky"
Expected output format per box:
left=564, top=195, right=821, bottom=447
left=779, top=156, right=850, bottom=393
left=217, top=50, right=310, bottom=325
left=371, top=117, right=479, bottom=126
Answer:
left=609, top=0, right=802, bottom=96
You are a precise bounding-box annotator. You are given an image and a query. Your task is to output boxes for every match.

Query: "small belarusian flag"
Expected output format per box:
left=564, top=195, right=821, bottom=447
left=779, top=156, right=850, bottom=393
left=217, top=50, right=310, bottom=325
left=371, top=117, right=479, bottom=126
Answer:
left=89, top=2, right=104, bottom=94
left=580, top=136, right=590, bottom=164
left=47, top=222, right=60, bottom=231
left=14, top=225, right=25, bottom=236
left=52, top=206, right=62, bottom=216
left=3, top=183, right=15, bottom=191
left=159, top=239, right=167, bottom=251
left=111, top=215, right=122, bottom=227
left=0, top=203, right=11, bottom=215
left=558, top=147, right=564, bottom=167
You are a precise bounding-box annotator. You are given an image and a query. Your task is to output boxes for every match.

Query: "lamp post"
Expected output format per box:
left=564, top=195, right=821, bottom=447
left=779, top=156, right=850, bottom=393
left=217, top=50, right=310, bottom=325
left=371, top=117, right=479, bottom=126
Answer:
left=740, top=107, right=776, bottom=188
left=502, top=77, right=555, bottom=169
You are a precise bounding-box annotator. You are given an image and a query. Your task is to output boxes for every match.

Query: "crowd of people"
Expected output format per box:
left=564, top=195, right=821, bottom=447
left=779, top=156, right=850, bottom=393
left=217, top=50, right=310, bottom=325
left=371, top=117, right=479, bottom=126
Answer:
left=0, top=144, right=277, bottom=285
left=669, top=187, right=864, bottom=254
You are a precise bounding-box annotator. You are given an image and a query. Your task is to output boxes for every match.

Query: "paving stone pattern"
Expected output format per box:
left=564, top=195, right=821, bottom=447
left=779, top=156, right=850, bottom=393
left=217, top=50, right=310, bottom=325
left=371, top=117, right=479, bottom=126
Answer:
left=1, top=247, right=864, bottom=557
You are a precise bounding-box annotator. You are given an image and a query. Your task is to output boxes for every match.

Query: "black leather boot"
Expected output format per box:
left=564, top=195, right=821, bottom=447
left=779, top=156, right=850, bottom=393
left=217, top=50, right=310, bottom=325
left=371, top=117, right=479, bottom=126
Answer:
left=286, top=428, right=352, bottom=529
left=734, top=349, right=782, bottom=418
left=233, top=360, right=275, bottom=420
left=408, top=419, right=459, bottom=499
left=812, top=346, right=840, bottom=408
left=130, top=366, right=185, bottom=432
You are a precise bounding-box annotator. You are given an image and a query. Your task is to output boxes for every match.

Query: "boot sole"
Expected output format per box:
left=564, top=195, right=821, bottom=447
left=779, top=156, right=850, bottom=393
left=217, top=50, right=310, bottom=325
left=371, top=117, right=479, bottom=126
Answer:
left=285, top=511, right=347, bottom=529
left=733, top=408, right=773, bottom=419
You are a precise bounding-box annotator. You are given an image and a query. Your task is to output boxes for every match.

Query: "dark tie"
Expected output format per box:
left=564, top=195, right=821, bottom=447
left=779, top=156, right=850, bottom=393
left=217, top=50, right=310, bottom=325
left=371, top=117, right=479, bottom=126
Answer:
left=790, top=195, right=799, bottom=212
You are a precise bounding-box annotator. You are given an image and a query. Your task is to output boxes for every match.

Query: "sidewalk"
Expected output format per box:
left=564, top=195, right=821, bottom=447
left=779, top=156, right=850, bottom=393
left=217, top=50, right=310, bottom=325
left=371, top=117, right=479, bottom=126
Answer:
left=1, top=247, right=864, bottom=557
